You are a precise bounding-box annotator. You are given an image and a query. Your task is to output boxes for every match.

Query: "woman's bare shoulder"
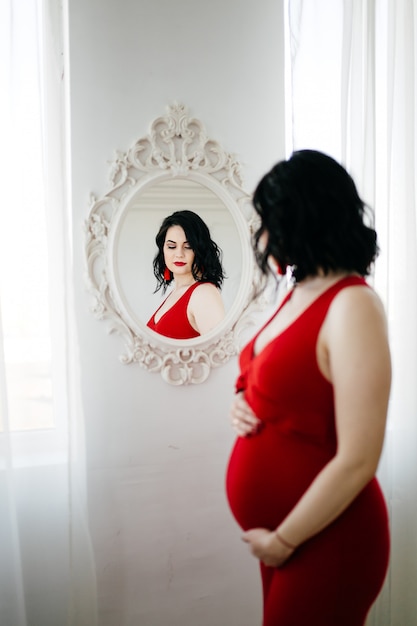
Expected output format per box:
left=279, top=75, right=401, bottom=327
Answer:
left=325, top=283, right=389, bottom=342
left=191, top=282, right=222, bottom=299
left=188, top=282, right=225, bottom=333
left=331, top=283, right=386, bottom=319
left=195, top=281, right=220, bottom=291
left=319, top=282, right=391, bottom=387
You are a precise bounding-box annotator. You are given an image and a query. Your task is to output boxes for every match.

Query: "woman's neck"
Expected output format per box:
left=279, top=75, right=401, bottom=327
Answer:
left=172, top=276, right=197, bottom=290
left=296, top=270, right=353, bottom=290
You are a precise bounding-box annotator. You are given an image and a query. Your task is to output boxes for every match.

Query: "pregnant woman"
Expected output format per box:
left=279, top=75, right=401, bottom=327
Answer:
left=226, top=150, right=391, bottom=625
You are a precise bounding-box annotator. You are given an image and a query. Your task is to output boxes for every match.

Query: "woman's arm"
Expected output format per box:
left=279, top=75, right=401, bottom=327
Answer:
left=188, top=283, right=225, bottom=334
left=243, top=286, right=391, bottom=566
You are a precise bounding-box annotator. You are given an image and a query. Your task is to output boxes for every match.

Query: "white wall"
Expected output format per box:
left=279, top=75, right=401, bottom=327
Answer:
left=68, top=1, right=285, bottom=624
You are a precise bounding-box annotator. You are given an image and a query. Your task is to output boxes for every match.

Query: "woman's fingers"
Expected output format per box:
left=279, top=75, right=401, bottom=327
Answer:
left=242, top=528, right=293, bottom=567
left=230, top=395, right=261, bottom=435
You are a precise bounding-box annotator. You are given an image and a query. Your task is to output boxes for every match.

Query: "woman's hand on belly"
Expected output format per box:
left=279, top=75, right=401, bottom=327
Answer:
left=242, top=528, right=295, bottom=567
left=230, top=392, right=262, bottom=437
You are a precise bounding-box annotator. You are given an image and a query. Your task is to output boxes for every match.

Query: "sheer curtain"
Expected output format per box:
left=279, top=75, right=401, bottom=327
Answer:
left=0, top=0, right=96, bottom=624
left=286, top=1, right=417, bottom=623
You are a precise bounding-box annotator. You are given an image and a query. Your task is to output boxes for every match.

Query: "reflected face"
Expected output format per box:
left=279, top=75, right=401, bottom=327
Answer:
left=163, top=225, right=195, bottom=278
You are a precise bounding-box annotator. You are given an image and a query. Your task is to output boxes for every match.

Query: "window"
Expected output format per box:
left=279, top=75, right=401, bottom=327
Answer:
left=0, top=0, right=68, bottom=464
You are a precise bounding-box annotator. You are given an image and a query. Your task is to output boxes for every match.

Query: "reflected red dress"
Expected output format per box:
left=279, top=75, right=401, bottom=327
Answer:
left=225, top=276, right=390, bottom=626
left=147, top=283, right=201, bottom=339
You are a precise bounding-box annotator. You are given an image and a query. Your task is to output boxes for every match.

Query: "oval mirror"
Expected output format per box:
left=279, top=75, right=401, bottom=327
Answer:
left=84, top=103, right=262, bottom=384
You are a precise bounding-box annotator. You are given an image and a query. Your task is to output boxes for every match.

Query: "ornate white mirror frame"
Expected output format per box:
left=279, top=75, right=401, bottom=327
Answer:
left=84, top=103, right=262, bottom=385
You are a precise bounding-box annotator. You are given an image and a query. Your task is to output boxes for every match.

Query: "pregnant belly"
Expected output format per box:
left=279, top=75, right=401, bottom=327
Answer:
left=225, top=425, right=333, bottom=531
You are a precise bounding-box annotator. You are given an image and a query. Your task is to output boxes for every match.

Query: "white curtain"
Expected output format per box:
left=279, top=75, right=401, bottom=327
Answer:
left=287, top=1, right=417, bottom=623
left=0, top=0, right=97, bottom=624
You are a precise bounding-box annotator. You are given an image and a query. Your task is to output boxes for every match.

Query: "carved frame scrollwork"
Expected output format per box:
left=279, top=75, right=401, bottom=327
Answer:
left=84, top=103, right=262, bottom=385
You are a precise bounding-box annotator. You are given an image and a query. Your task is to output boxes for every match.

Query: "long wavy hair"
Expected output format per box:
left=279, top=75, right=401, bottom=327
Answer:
left=152, top=210, right=225, bottom=293
left=252, top=149, right=379, bottom=283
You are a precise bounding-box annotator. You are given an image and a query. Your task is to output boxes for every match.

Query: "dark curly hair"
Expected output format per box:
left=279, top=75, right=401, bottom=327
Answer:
left=252, top=149, right=379, bottom=283
left=152, top=209, right=225, bottom=292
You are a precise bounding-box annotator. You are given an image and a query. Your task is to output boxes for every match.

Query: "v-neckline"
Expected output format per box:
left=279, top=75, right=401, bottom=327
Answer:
left=251, top=275, right=360, bottom=359
left=153, top=283, right=196, bottom=324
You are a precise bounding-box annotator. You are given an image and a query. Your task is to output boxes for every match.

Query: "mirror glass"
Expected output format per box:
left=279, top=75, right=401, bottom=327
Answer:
left=115, top=179, right=242, bottom=330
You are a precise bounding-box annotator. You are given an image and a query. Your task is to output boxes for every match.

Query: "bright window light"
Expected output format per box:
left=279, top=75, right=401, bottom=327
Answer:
left=0, top=0, right=54, bottom=432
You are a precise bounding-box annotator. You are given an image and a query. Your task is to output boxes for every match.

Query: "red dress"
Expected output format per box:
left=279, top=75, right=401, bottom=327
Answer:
left=225, top=276, right=390, bottom=626
left=147, top=283, right=201, bottom=339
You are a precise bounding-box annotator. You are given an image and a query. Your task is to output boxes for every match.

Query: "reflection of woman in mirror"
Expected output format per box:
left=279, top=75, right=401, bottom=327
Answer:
left=147, top=210, right=226, bottom=339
